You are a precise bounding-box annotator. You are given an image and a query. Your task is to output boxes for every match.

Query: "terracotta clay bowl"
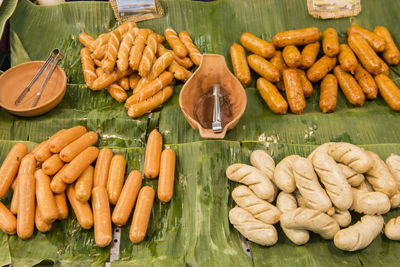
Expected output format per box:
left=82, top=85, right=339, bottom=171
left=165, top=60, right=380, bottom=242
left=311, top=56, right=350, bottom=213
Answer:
left=179, top=54, right=247, bottom=139
left=0, top=61, right=67, bottom=117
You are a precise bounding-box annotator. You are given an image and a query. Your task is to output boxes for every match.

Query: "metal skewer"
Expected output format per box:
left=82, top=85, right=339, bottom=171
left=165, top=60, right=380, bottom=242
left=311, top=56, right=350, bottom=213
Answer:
left=212, top=83, right=223, bottom=133
left=31, top=50, right=63, bottom=108
left=14, top=49, right=60, bottom=106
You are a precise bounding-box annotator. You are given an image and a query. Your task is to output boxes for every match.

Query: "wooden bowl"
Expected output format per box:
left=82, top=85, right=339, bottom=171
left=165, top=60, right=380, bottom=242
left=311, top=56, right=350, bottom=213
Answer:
left=179, top=54, right=247, bottom=139
left=0, top=61, right=67, bottom=117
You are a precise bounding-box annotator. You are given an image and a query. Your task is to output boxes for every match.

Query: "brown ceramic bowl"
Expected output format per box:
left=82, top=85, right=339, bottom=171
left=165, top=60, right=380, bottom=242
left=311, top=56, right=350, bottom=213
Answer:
left=179, top=54, right=247, bottom=139
left=0, top=61, right=67, bottom=117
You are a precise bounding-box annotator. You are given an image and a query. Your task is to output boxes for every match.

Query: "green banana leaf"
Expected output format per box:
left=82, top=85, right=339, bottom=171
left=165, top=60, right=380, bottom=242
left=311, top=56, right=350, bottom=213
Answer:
left=5, top=0, right=400, bottom=266
left=0, top=0, right=18, bottom=38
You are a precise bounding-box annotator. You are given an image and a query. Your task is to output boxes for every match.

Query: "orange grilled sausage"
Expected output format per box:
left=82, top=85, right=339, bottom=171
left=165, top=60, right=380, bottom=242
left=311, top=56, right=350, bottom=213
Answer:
left=66, top=185, right=93, bottom=229
left=0, top=201, right=17, bottom=234
left=283, top=68, right=306, bottom=114
left=62, top=146, right=99, bottom=184
left=92, top=186, right=112, bottom=247
left=107, top=154, right=126, bottom=205
left=240, top=32, right=275, bottom=59
left=338, top=44, right=358, bottom=74
left=35, top=206, right=52, bottom=233
left=42, top=154, right=64, bottom=176
left=50, top=164, right=68, bottom=194
left=348, top=25, right=386, bottom=52
left=144, top=129, right=163, bottom=179
left=348, top=33, right=383, bottom=75
left=33, top=140, right=52, bottom=162
left=94, top=148, right=113, bottom=187
left=272, top=27, right=321, bottom=48
left=54, top=192, right=68, bottom=220
left=129, top=186, right=155, bottom=243
left=164, top=28, right=187, bottom=58
left=375, top=74, right=400, bottom=111
left=49, top=126, right=87, bottom=153
left=282, top=45, right=301, bottom=68
left=75, top=165, right=94, bottom=203
left=112, top=170, right=142, bottom=226
left=17, top=154, right=36, bottom=239
left=178, top=31, right=202, bottom=66
left=354, top=64, right=378, bottom=99
left=374, top=26, right=400, bottom=66
left=306, top=55, right=337, bottom=83
left=0, top=142, right=28, bottom=198
left=322, top=28, right=340, bottom=57
left=334, top=65, right=365, bottom=106
left=247, top=54, right=280, bottom=83
left=297, top=69, right=313, bottom=98
left=10, top=179, right=18, bottom=215
left=270, top=51, right=285, bottom=75
left=256, top=78, right=288, bottom=115
left=158, top=149, right=176, bottom=203
left=35, top=169, right=59, bottom=223
left=299, top=41, right=320, bottom=70
left=319, top=74, right=338, bottom=113
left=230, top=43, right=251, bottom=87
left=59, top=132, right=98, bottom=162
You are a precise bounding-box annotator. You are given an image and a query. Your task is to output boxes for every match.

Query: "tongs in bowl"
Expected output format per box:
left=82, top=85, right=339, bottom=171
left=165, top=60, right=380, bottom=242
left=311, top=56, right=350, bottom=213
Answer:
left=14, top=49, right=63, bottom=107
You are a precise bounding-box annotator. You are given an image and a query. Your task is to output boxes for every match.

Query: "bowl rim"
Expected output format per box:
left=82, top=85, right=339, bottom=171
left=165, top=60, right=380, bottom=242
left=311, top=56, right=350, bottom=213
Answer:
left=0, top=60, right=67, bottom=113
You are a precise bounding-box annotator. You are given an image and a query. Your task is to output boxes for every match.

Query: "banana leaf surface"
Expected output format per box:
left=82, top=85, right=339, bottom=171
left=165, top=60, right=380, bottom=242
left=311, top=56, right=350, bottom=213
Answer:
left=2, top=0, right=400, bottom=266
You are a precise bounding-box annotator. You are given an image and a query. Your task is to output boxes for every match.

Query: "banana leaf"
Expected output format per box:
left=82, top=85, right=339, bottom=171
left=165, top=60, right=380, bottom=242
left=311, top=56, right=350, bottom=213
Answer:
left=5, top=0, right=400, bottom=266
left=0, top=0, right=18, bottom=38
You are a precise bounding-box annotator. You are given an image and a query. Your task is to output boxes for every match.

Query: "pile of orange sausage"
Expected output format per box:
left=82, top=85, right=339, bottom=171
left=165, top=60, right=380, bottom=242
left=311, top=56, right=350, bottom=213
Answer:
left=0, top=126, right=175, bottom=247
left=79, top=21, right=201, bottom=118
left=230, top=25, right=400, bottom=114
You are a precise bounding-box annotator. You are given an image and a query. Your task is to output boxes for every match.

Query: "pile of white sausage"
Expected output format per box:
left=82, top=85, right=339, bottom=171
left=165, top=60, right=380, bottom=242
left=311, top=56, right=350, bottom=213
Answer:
left=227, top=142, right=400, bottom=251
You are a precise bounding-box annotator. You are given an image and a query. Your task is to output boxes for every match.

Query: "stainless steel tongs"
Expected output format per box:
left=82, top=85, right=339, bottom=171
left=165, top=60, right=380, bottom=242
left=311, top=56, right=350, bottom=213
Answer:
left=212, top=83, right=223, bottom=133
left=14, top=49, right=63, bottom=107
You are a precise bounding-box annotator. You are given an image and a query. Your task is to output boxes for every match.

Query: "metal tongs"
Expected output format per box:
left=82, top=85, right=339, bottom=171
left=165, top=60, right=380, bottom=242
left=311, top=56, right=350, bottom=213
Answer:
left=14, top=49, right=63, bottom=107
left=212, top=83, right=223, bottom=133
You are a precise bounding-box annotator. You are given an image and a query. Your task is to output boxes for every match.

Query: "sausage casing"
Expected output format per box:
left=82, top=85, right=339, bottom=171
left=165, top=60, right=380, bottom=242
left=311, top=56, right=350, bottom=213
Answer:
left=49, top=126, right=87, bottom=153
left=50, top=164, right=68, bottom=194
left=144, top=129, right=163, bottom=179
left=282, top=45, right=301, bottom=68
left=240, top=32, right=275, bottom=58
left=42, top=154, right=64, bottom=176
left=158, top=149, right=176, bottom=203
left=112, top=170, right=142, bottom=226
left=283, top=68, right=306, bottom=114
left=66, top=185, right=93, bottom=229
left=272, top=27, right=321, bottom=48
left=129, top=186, right=155, bottom=243
left=35, top=169, right=59, bottom=223
left=374, top=26, right=400, bottom=66
left=354, top=64, right=378, bottom=99
left=348, top=25, right=386, bottom=52
left=230, top=43, right=251, bottom=87
left=299, top=41, right=320, bottom=70
left=256, top=78, right=288, bottom=115
left=0, top=142, right=28, bottom=198
left=270, top=51, right=285, bottom=75
left=319, top=74, right=338, bottom=113
left=54, top=192, right=69, bottom=220
left=0, top=201, right=16, bottom=234
left=75, top=165, right=94, bottom=203
left=334, top=65, right=365, bottom=106
left=348, top=33, right=383, bottom=75
left=94, top=148, right=113, bottom=187
left=297, top=69, right=313, bottom=98
left=322, top=28, right=340, bottom=57
left=338, top=44, right=358, bottom=74
left=59, top=131, right=98, bottom=162
left=107, top=154, right=126, bottom=205
left=92, top=186, right=112, bottom=247
left=307, top=55, right=337, bottom=83
left=247, top=54, right=280, bottom=83
left=375, top=74, right=400, bottom=111
left=62, top=146, right=99, bottom=184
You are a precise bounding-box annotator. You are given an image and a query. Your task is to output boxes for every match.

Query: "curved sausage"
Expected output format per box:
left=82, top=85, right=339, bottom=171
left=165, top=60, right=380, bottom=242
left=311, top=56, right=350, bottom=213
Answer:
left=94, top=148, right=113, bottom=187
left=306, top=55, right=337, bottom=83
left=129, top=186, right=155, bottom=243
left=0, top=142, right=28, bottom=198
left=112, top=170, right=142, bottom=226
left=374, top=26, right=400, bottom=66
left=247, top=54, right=280, bottom=83
left=230, top=43, right=251, bottom=87
left=59, top=132, right=98, bottom=162
left=0, top=201, right=16, bottom=234
left=319, top=74, right=338, bottom=113
left=107, top=154, right=126, bottom=205
left=49, top=126, right=87, bottom=153
left=66, top=185, right=93, bottom=229
left=348, top=33, right=383, bottom=75
left=283, top=68, right=306, bottom=114
left=297, top=69, right=313, bottom=98
left=354, top=64, right=378, bottom=99
left=92, top=186, right=112, bottom=247
left=144, top=129, right=163, bottom=179
left=75, top=165, right=94, bottom=203
left=375, top=74, right=400, bottom=111
left=334, top=65, right=365, bottom=106
left=338, top=44, right=358, bottom=74
left=50, top=164, right=68, bottom=194
left=42, top=154, right=64, bottom=176
left=348, top=25, right=386, bottom=52
left=62, top=146, right=99, bottom=184
left=322, top=28, right=340, bottom=57
left=299, top=41, right=320, bottom=70
left=256, top=77, right=288, bottom=115
left=272, top=27, right=321, bottom=48
left=240, top=32, right=275, bottom=58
